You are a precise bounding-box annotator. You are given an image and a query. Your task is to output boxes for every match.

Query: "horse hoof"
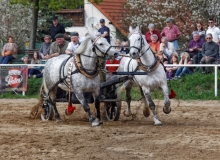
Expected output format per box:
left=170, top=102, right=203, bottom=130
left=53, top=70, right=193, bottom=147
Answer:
left=143, top=108, right=150, bottom=117
left=154, top=122, right=163, bottom=126
left=163, top=107, right=171, bottom=114
left=56, top=118, right=61, bottom=123
left=92, top=121, right=101, bottom=127
left=123, top=110, right=131, bottom=117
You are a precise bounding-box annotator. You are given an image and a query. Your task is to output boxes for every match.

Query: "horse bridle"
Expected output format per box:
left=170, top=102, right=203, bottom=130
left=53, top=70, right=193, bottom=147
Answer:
left=129, top=32, right=160, bottom=72
left=92, top=36, right=112, bottom=57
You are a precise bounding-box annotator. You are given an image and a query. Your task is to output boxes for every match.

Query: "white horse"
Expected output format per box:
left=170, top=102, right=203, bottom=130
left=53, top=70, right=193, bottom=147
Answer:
left=117, top=26, right=171, bottom=126
left=30, top=33, right=118, bottom=127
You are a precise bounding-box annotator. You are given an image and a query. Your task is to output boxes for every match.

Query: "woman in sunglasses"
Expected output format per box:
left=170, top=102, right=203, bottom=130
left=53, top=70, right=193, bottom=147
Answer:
left=200, top=33, right=219, bottom=74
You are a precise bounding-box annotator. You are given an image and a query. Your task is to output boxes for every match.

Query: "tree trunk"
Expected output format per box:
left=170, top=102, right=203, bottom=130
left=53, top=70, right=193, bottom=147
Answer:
left=30, top=0, right=39, bottom=49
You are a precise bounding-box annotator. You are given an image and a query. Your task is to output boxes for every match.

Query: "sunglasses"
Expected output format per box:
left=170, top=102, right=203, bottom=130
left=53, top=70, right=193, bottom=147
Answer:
left=208, top=22, right=213, bottom=24
left=206, top=37, right=212, bottom=39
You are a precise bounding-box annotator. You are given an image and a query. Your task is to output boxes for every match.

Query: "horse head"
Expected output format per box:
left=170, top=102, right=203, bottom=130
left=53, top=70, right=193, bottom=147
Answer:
left=128, top=26, right=148, bottom=59
left=87, top=32, right=118, bottom=58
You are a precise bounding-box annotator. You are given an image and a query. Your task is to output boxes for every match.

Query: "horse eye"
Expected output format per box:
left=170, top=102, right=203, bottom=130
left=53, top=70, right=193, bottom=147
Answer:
left=138, top=38, right=140, bottom=40
left=99, top=43, right=103, bottom=45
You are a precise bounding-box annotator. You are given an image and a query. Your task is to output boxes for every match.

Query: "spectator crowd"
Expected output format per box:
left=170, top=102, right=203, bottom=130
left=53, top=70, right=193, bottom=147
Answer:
left=1, top=16, right=220, bottom=82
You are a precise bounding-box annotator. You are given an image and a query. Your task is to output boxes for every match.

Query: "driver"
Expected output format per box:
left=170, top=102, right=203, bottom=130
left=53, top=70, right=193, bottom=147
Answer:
left=65, top=31, right=85, bottom=55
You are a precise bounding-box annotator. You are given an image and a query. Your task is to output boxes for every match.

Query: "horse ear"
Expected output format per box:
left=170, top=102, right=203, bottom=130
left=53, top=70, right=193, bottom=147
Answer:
left=135, top=26, right=141, bottom=33
left=129, top=26, right=133, bottom=33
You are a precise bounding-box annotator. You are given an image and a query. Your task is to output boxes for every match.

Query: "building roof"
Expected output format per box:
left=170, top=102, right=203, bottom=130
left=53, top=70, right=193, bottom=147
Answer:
left=91, top=0, right=128, bottom=36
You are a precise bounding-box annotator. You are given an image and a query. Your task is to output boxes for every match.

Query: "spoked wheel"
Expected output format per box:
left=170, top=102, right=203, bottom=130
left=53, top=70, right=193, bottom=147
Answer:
left=104, top=88, right=122, bottom=121
left=41, top=101, right=54, bottom=121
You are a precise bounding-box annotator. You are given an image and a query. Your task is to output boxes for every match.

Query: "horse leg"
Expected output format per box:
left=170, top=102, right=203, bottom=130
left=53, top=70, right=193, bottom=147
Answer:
left=139, top=87, right=150, bottom=117
left=144, top=90, right=162, bottom=126
left=161, top=84, right=171, bottom=114
left=92, top=88, right=103, bottom=125
left=123, top=80, right=133, bottom=117
left=75, top=91, right=100, bottom=127
left=49, top=87, right=61, bottom=123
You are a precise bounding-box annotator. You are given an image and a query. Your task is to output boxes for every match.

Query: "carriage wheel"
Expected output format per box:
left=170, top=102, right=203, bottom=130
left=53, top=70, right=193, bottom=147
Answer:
left=41, top=102, right=54, bottom=121
left=104, top=88, right=122, bottom=121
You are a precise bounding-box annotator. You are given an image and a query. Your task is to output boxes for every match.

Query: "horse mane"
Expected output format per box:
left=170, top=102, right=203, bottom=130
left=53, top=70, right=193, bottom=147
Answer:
left=74, top=36, right=91, bottom=54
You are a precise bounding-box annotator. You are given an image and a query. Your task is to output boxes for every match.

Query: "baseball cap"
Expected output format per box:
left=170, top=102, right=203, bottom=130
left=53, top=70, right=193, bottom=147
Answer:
left=70, top=31, right=79, bottom=37
left=148, top=23, right=155, bottom=28
left=52, top=16, right=58, bottom=21
left=55, top=33, right=64, bottom=39
left=165, top=17, right=171, bottom=23
left=100, top=19, right=105, bottom=23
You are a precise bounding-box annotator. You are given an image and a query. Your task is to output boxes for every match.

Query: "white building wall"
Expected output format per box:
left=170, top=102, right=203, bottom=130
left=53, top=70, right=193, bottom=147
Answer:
left=65, top=0, right=116, bottom=45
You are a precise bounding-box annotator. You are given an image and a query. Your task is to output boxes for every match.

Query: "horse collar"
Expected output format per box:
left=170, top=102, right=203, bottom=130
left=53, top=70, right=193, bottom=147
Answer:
left=74, top=54, right=100, bottom=78
left=137, top=57, right=160, bottom=73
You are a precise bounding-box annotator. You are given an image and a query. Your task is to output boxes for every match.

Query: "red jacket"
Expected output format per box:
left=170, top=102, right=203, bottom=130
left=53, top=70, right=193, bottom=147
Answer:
left=145, top=29, right=161, bottom=44
left=106, top=59, right=120, bottom=73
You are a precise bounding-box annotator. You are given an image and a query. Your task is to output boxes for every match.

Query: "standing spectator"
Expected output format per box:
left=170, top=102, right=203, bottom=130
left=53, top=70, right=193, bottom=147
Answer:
left=50, top=16, right=66, bottom=42
left=98, top=19, right=110, bottom=44
left=187, top=32, right=205, bottom=64
left=114, top=39, right=123, bottom=61
left=191, top=22, right=205, bottom=40
left=161, top=17, right=181, bottom=50
left=1, top=36, right=18, bottom=64
left=206, top=18, right=220, bottom=44
left=166, top=54, right=179, bottom=80
left=201, top=33, right=219, bottom=74
left=49, top=33, right=69, bottom=58
left=145, top=23, right=161, bottom=44
left=39, top=35, right=52, bottom=61
left=65, top=32, right=84, bottom=55
left=28, top=52, right=43, bottom=78
left=173, top=52, right=193, bottom=80
left=106, top=56, right=120, bottom=80
left=149, top=34, right=160, bottom=55
left=160, top=37, right=177, bottom=61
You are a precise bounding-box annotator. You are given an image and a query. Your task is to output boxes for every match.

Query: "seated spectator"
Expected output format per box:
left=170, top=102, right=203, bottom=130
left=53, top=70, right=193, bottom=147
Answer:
left=145, top=23, right=161, bottom=44
left=106, top=56, right=120, bottom=81
left=65, top=31, right=84, bottom=55
left=201, top=33, right=219, bottom=74
left=160, top=37, right=177, bottom=61
left=28, top=52, right=43, bottom=78
left=187, top=32, right=204, bottom=64
left=190, top=22, right=205, bottom=40
left=149, top=34, right=160, bottom=55
left=49, top=33, right=69, bottom=58
left=166, top=54, right=179, bottom=80
left=158, top=51, right=168, bottom=64
left=39, top=35, right=51, bottom=61
left=173, top=52, right=193, bottom=80
left=22, top=55, right=29, bottom=64
left=0, top=36, right=18, bottom=64
left=120, top=41, right=130, bottom=54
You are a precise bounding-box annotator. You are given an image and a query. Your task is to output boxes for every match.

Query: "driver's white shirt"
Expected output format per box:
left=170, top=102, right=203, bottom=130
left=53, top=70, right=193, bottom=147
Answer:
left=67, top=37, right=85, bottom=53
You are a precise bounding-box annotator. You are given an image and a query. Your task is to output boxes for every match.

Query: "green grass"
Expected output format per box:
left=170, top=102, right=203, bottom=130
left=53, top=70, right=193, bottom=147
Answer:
left=1, top=71, right=220, bottom=100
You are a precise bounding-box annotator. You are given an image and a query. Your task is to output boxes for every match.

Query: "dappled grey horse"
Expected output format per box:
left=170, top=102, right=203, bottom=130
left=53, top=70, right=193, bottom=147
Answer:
left=117, top=26, right=171, bottom=126
left=31, top=33, right=117, bottom=127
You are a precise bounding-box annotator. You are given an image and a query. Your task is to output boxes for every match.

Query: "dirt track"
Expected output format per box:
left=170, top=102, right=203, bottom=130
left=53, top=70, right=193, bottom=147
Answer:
left=0, top=99, right=220, bottom=159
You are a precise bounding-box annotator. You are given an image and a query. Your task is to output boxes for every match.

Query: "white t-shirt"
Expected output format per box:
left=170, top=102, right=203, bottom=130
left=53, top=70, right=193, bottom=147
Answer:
left=159, top=42, right=177, bottom=56
left=66, top=37, right=85, bottom=53
left=206, top=26, right=220, bottom=43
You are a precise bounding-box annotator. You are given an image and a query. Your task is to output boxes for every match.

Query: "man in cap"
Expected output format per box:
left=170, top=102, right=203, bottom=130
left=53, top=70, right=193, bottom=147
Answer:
left=65, top=31, right=85, bottom=55
left=49, top=33, right=69, bottom=59
left=161, top=17, right=181, bottom=50
left=50, top=16, right=66, bottom=42
left=98, top=19, right=110, bottom=44
left=145, top=23, right=161, bottom=43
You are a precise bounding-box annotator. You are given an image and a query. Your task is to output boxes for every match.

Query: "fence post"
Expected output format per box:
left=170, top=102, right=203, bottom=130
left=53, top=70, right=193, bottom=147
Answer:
left=215, top=66, right=218, bottom=97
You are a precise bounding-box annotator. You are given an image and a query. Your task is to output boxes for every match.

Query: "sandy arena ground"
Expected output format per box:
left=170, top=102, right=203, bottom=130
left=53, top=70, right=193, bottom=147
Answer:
left=0, top=99, right=220, bottom=160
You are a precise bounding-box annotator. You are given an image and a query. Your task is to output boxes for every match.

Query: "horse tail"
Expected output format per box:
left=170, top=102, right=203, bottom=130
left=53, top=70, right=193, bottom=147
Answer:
left=29, top=78, right=46, bottom=119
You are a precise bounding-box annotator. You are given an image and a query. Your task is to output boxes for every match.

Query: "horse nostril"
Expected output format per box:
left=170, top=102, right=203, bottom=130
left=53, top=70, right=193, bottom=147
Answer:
left=114, top=53, right=118, bottom=57
left=133, top=52, right=136, bottom=55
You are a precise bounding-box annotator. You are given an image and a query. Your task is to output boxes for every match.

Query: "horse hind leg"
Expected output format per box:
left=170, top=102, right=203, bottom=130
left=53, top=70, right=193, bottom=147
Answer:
left=139, top=87, right=150, bottom=117
left=144, top=91, right=162, bottom=126
left=123, top=81, right=133, bottom=117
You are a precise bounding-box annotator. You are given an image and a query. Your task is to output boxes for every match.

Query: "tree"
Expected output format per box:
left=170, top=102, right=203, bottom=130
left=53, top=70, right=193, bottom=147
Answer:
left=121, top=0, right=220, bottom=50
left=0, top=1, right=32, bottom=49
left=10, top=0, right=103, bottom=49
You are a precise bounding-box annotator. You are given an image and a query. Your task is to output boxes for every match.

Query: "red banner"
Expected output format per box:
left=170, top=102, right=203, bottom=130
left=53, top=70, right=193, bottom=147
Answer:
left=0, top=66, right=28, bottom=92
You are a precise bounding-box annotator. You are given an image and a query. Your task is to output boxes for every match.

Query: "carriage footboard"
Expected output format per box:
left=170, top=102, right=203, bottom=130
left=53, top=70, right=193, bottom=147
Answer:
left=100, top=76, right=129, bottom=89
